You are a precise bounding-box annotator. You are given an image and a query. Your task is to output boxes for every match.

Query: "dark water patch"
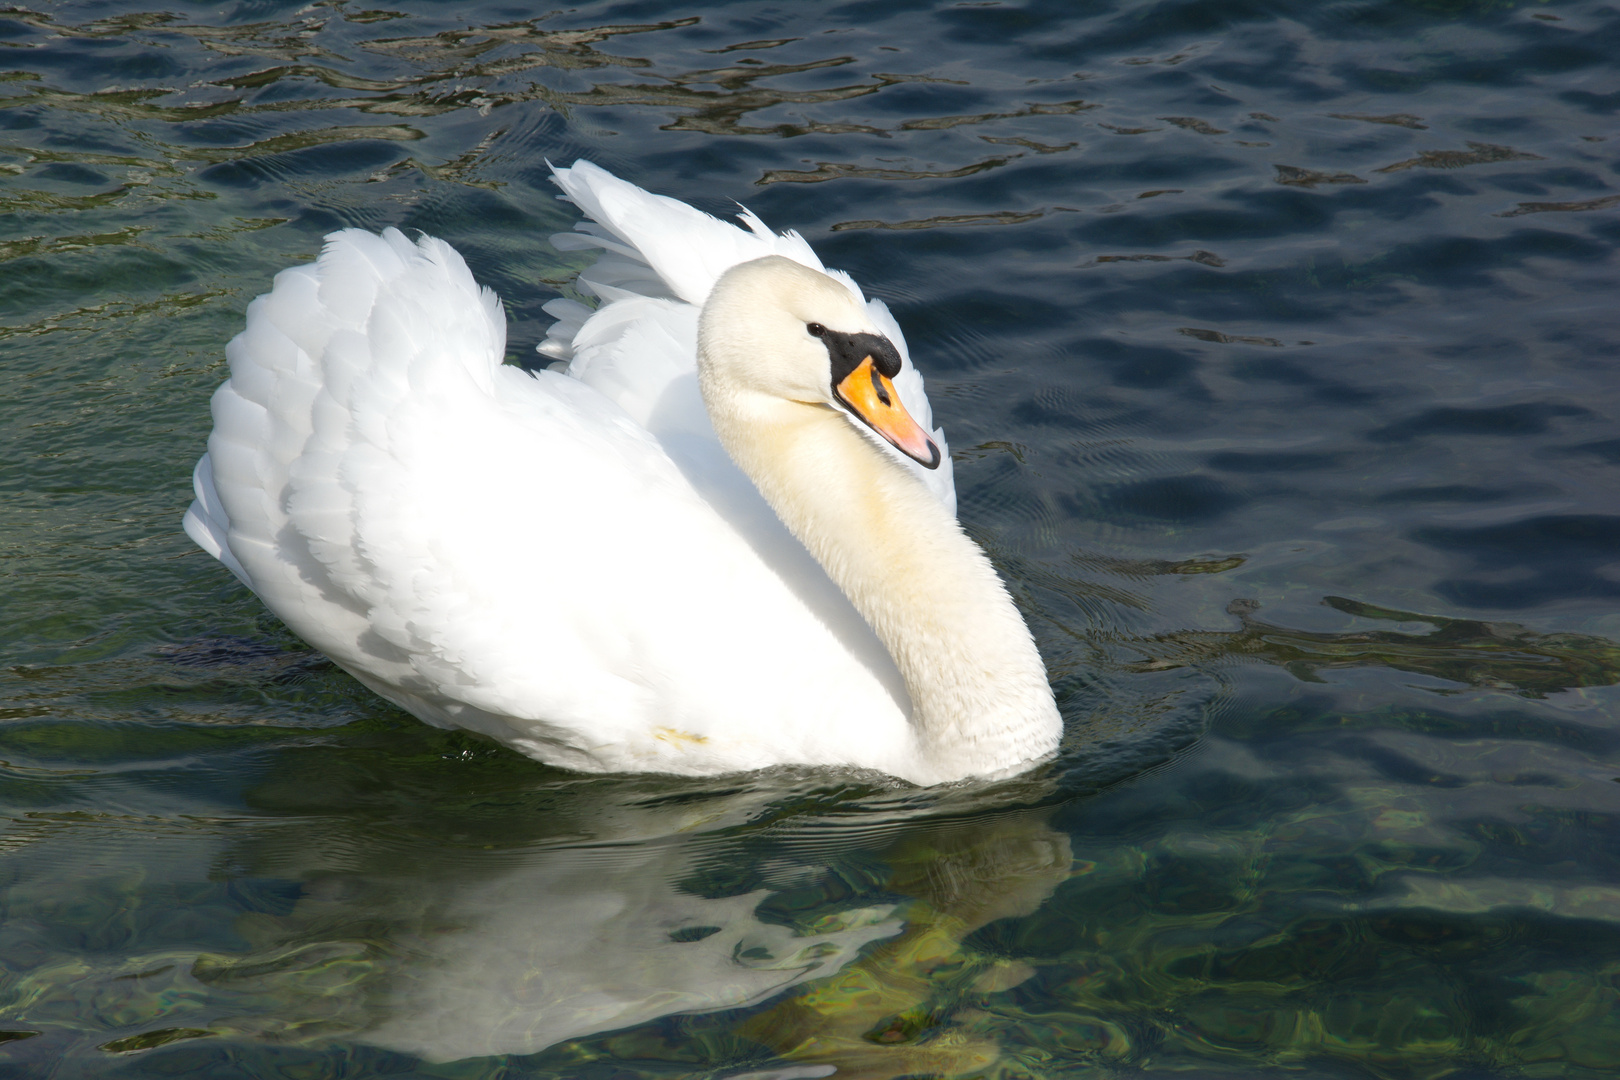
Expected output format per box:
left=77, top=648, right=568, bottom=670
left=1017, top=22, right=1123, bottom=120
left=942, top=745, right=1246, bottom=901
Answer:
left=1043, top=0, right=1300, bottom=56
left=1228, top=357, right=1326, bottom=385
left=160, top=636, right=308, bottom=670
left=1365, top=228, right=1610, bottom=289
left=196, top=135, right=414, bottom=189
left=904, top=291, right=1070, bottom=366
left=1561, top=87, right=1620, bottom=114
left=1011, top=384, right=1145, bottom=431
left=17, top=37, right=189, bottom=84
left=1080, top=193, right=1339, bottom=247
left=1374, top=484, right=1510, bottom=504
left=1369, top=404, right=1589, bottom=443
left=960, top=470, right=1061, bottom=534
left=1209, top=450, right=1342, bottom=473
left=1227, top=697, right=1620, bottom=762
left=1226, top=357, right=1381, bottom=406
left=1414, top=514, right=1620, bottom=609
left=0, top=719, right=295, bottom=767
left=1461, top=116, right=1548, bottom=139
left=1336, top=734, right=1471, bottom=789
left=0, top=247, right=200, bottom=324
left=1082, top=337, right=1201, bottom=390
left=1560, top=438, right=1620, bottom=464
left=32, top=162, right=111, bottom=185
left=1099, top=475, right=1245, bottom=523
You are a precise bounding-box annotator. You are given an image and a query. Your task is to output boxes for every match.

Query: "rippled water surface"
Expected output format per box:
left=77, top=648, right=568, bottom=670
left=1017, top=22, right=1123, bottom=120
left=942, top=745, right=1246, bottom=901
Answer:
left=3, top=0, right=1620, bottom=1076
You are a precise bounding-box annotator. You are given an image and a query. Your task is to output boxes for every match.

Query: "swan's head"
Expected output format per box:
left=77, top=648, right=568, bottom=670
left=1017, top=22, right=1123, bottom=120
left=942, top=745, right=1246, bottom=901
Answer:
left=698, top=255, right=941, bottom=469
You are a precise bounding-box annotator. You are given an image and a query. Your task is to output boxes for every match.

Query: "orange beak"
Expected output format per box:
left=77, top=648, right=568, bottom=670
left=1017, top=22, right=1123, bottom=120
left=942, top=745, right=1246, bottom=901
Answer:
left=833, top=356, right=942, bottom=469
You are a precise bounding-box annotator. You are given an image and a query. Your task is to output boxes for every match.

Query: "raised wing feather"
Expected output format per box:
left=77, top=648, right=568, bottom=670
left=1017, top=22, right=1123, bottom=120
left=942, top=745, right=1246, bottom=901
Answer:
left=547, top=160, right=955, bottom=514
left=548, top=160, right=825, bottom=306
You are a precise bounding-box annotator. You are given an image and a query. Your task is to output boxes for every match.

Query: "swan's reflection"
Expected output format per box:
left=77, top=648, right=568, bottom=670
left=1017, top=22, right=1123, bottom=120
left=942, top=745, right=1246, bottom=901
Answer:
left=207, top=759, right=1072, bottom=1076
left=362, top=837, right=903, bottom=1061
left=739, top=813, right=1071, bottom=1079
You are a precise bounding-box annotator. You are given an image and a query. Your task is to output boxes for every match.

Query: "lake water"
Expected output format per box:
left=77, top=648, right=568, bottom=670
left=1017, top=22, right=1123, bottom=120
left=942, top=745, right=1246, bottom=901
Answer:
left=3, top=0, right=1619, bottom=1076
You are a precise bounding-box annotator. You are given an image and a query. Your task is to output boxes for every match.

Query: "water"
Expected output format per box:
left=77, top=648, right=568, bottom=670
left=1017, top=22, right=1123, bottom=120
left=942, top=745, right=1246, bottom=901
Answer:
left=2, top=0, right=1619, bottom=1075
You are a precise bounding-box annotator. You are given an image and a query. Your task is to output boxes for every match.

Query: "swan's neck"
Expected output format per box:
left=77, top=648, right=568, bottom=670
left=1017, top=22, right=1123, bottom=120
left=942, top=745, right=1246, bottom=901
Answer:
left=703, top=391, right=1060, bottom=783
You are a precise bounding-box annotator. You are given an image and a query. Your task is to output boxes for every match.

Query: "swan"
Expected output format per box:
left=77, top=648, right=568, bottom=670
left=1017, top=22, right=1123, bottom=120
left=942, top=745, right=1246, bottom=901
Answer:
left=182, top=160, right=1060, bottom=785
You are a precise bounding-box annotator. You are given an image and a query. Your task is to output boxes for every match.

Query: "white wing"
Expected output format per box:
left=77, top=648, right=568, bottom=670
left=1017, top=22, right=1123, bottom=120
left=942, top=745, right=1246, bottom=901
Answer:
left=185, top=228, right=914, bottom=776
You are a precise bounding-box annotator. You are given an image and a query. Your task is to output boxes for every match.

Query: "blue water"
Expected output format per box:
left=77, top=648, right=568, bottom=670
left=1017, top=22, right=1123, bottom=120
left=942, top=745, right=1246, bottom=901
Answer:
left=2, top=0, right=1619, bottom=1076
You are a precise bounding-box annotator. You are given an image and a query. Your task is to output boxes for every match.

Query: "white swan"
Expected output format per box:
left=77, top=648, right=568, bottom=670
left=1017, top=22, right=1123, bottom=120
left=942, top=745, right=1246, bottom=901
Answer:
left=183, top=160, right=1060, bottom=785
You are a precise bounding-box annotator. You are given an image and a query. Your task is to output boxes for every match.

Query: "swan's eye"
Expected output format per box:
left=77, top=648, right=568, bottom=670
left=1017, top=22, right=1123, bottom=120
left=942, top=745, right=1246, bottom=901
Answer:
left=806, top=322, right=826, bottom=338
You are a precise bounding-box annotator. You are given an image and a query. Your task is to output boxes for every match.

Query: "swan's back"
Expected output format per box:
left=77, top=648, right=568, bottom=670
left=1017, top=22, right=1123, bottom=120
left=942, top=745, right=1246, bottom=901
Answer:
left=184, top=180, right=952, bottom=776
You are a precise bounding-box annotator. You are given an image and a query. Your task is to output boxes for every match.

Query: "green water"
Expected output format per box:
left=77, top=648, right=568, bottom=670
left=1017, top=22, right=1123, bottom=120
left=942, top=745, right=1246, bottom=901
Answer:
left=4, top=0, right=1620, bottom=1076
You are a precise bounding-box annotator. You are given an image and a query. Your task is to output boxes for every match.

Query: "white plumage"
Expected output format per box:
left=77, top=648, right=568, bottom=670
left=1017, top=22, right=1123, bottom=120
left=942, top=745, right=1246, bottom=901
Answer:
left=185, top=160, right=1059, bottom=784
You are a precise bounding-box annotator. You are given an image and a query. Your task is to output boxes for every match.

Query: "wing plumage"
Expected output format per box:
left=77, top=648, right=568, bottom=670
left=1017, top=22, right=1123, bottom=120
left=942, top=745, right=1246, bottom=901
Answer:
left=186, top=220, right=922, bottom=775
